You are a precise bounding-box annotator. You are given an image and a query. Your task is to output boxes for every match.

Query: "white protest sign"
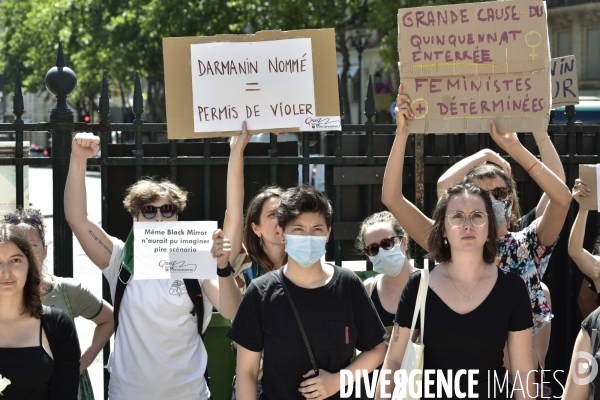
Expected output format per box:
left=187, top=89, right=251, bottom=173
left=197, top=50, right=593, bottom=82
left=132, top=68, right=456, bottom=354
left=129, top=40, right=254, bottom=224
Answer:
left=551, top=55, right=579, bottom=109
left=134, top=221, right=217, bottom=280
left=191, top=39, right=316, bottom=133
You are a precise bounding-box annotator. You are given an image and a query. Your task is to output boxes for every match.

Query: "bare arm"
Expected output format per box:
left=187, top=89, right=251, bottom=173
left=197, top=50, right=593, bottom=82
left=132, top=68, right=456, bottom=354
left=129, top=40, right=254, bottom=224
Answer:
left=375, top=325, right=412, bottom=399
left=563, top=329, right=593, bottom=400
left=203, top=229, right=242, bottom=320
left=437, top=149, right=511, bottom=197
left=64, top=133, right=114, bottom=269
left=381, top=84, right=433, bottom=251
left=224, top=121, right=251, bottom=265
left=489, top=121, right=571, bottom=246
left=568, top=180, right=600, bottom=290
left=79, top=300, right=114, bottom=374
left=531, top=131, right=565, bottom=218
left=507, top=328, right=535, bottom=400
left=235, top=345, right=262, bottom=400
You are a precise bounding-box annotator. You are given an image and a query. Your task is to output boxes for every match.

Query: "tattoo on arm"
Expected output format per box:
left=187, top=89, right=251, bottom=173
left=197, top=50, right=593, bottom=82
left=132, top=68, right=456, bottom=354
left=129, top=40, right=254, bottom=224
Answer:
left=89, top=230, right=112, bottom=255
left=394, top=323, right=400, bottom=343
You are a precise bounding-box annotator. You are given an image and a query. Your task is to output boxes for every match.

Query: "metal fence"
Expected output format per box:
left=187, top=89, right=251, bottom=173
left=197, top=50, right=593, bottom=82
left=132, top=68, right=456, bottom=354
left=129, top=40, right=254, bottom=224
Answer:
left=1, top=44, right=600, bottom=397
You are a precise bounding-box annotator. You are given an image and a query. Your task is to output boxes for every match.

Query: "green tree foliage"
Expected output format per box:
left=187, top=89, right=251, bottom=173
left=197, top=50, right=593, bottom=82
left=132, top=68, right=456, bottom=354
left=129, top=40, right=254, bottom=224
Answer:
left=0, top=0, right=241, bottom=122
left=369, top=0, right=484, bottom=76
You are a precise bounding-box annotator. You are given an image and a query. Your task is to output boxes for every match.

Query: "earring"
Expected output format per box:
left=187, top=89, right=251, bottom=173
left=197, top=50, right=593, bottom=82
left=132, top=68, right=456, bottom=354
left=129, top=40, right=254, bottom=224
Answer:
left=259, top=236, right=263, bottom=247
left=444, top=238, right=447, bottom=245
left=486, top=239, right=489, bottom=242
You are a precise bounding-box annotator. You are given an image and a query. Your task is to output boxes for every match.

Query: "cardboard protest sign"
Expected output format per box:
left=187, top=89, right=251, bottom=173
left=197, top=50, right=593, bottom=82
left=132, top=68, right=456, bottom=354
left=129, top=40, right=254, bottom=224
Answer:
left=398, top=0, right=551, bottom=133
left=133, top=221, right=218, bottom=280
left=579, top=164, right=599, bottom=211
left=163, top=29, right=340, bottom=139
left=551, top=55, right=579, bottom=109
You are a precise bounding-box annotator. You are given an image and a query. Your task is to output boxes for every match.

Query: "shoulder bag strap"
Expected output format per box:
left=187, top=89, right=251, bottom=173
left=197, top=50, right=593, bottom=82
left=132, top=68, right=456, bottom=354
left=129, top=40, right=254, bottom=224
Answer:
left=408, top=265, right=429, bottom=343
left=113, top=263, right=132, bottom=334
left=278, top=269, right=319, bottom=377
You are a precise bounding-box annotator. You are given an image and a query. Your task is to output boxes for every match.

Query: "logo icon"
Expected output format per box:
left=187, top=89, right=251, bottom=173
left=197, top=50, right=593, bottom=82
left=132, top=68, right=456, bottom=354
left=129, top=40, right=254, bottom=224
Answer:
left=572, top=351, right=599, bottom=385
left=169, top=280, right=187, bottom=297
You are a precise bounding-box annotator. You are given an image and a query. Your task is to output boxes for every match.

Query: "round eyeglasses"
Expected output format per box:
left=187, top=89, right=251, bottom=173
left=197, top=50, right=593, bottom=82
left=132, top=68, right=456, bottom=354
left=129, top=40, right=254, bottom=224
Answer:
left=446, top=211, right=488, bottom=227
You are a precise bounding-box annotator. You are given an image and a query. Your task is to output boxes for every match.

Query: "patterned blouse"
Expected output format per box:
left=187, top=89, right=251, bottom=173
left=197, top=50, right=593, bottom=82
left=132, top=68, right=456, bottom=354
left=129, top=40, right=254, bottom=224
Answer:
left=495, top=219, right=555, bottom=334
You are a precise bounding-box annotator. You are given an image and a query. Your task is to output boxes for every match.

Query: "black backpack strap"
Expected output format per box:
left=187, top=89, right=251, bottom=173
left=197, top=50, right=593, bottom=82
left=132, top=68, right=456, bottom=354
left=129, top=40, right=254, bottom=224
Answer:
left=113, top=263, right=132, bottom=334
left=183, top=279, right=210, bottom=393
left=183, top=279, right=205, bottom=338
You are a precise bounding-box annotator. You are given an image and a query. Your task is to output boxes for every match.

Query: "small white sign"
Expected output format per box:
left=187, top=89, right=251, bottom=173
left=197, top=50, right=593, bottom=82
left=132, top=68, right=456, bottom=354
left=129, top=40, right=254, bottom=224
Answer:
left=134, top=221, right=218, bottom=280
left=190, top=39, right=316, bottom=133
left=299, top=116, right=342, bottom=131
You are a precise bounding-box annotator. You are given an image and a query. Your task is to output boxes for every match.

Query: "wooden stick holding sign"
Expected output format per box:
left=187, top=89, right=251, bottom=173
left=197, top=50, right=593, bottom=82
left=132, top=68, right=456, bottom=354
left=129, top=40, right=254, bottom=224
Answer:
left=134, top=221, right=218, bottom=280
left=578, top=164, right=599, bottom=211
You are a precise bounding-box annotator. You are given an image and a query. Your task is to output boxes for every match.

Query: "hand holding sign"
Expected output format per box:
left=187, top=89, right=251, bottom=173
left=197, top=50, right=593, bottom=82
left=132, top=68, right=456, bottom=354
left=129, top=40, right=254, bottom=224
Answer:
left=395, top=84, right=414, bottom=134
left=211, top=229, right=232, bottom=269
left=230, top=121, right=251, bottom=156
left=489, top=120, right=520, bottom=154
left=572, top=179, right=592, bottom=203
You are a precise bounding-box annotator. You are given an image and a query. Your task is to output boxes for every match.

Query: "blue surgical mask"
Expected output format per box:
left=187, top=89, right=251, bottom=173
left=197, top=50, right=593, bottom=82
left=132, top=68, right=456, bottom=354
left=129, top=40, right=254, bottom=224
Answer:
left=285, top=234, right=327, bottom=267
left=369, top=244, right=405, bottom=277
left=491, top=199, right=512, bottom=228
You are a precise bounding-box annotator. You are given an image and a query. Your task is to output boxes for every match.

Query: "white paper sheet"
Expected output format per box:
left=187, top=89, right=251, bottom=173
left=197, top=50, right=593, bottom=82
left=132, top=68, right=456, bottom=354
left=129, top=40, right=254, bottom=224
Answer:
left=134, top=221, right=217, bottom=280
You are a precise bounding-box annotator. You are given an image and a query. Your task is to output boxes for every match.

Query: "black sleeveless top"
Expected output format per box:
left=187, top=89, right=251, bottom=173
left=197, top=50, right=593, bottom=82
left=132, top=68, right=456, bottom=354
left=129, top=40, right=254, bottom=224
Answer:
left=371, top=283, right=396, bottom=327
left=0, top=321, right=54, bottom=399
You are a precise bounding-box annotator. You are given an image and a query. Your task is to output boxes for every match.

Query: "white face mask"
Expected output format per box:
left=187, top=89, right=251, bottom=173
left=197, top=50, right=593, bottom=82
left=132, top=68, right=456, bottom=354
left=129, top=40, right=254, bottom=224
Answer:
left=369, top=244, right=405, bottom=277
left=491, top=199, right=512, bottom=228
left=285, top=234, right=327, bottom=267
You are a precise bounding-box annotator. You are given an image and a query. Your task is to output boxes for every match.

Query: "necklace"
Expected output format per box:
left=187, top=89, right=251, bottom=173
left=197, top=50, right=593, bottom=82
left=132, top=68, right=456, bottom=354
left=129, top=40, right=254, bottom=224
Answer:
left=446, top=264, right=487, bottom=303
left=315, top=268, right=328, bottom=288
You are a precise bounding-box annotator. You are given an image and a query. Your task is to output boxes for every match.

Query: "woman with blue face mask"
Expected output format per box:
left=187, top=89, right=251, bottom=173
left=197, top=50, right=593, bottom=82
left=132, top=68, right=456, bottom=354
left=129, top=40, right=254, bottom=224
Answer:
left=228, top=184, right=387, bottom=400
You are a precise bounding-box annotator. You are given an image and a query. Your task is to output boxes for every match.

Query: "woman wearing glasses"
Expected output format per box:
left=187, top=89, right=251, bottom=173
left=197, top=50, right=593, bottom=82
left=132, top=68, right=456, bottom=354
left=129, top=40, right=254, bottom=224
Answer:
left=64, top=133, right=241, bottom=400
left=3, top=209, right=113, bottom=400
left=375, top=184, right=535, bottom=399
left=382, top=85, right=571, bottom=371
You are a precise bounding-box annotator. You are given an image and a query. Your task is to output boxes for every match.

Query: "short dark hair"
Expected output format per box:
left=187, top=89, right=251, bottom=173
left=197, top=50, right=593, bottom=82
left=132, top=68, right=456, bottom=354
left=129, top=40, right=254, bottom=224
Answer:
left=0, top=224, right=43, bottom=318
left=277, top=184, right=333, bottom=231
left=427, top=183, right=499, bottom=264
left=462, top=163, right=522, bottom=231
left=355, top=211, right=409, bottom=257
left=243, top=186, right=287, bottom=272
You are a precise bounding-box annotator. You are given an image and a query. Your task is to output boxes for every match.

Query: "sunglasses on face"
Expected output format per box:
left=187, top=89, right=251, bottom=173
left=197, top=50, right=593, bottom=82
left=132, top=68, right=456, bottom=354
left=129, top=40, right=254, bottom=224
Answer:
left=364, top=236, right=402, bottom=257
left=138, top=204, right=177, bottom=219
left=489, top=186, right=512, bottom=200
left=7, top=215, right=45, bottom=234
left=446, top=211, right=488, bottom=227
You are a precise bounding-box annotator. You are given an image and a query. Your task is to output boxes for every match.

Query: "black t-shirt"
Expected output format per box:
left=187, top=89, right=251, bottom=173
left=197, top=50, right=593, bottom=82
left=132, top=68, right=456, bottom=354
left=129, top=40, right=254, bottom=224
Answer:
left=582, top=306, right=600, bottom=400
left=227, top=266, right=387, bottom=400
left=518, top=208, right=536, bottom=231
left=394, top=266, right=533, bottom=399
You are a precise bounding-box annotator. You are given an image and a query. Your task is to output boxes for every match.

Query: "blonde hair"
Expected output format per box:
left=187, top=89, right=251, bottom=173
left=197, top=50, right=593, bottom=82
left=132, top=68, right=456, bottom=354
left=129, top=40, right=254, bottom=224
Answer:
left=123, top=178, right=188, bottom=217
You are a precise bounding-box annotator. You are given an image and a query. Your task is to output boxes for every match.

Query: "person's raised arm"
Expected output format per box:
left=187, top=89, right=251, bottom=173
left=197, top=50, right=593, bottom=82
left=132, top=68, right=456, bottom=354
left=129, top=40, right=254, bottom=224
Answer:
left=507, top=328, right=536, bottom=400
left=224, top=121, right=251, bottom=265
left=489, top=121, right=572, bottom=246
left=203, top=229, right=242, bottom=320
left=531, top=131, right=566, bottom=218
left=436, top=149, right=511, bottom=198
left=235, top=345, right=262, bottom=400
left=381, top=84, right=433, bottom=251
left=568, top=179, right=600, bottom=287
left=79, top=300, right=114, bottom=374
left=64, top=132, right=114, bottom=269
